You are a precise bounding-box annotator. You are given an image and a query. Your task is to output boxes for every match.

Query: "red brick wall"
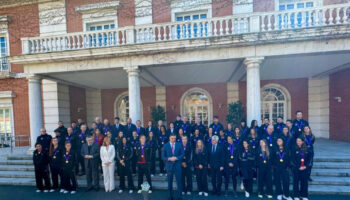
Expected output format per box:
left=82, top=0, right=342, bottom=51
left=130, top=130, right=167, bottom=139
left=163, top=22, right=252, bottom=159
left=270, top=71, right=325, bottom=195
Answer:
left=239, top=78, right=309, bottom=122
left=69, top=86, right=87, bottom=123
left=0, top=4, right=39, bottom=72
left=324, top=0, right=348, bottom=5
left=166, top=83, right=227, bottom=126
left=329, top=68, right=350, bottom=142
left=253, top=0, right=274, bottom=12
left=101, top=87, right=156, bottom=126
left=152, top=0, right=171, bottom=23
left=212, top=0, right=233, bottom=17
left=65, top=0, right=133, bottom=33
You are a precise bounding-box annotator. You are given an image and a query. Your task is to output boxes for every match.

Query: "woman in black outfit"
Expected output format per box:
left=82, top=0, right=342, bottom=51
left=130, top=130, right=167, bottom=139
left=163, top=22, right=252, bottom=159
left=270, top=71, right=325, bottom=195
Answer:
left=257, top=139, right=273, bottom=199
left=61, top=142, right=77, bottom=194
left=49, top=138, right=63, bottom=192
left=193, top=139, right=208, bottom=197
left=302, top=125, right=315, bottom=182
left=147, top=131, right=158, bottom=176
left=238, top=140, right=255, bottom=198
left=158, top=125, right=168, bottom=176
left=136, top=135, right=153, bottom=194
left=273, top=138, right=292, bottom=200
left=116, top=137, right=134, bottom=194
left=33, top=143, right=51, bottom=193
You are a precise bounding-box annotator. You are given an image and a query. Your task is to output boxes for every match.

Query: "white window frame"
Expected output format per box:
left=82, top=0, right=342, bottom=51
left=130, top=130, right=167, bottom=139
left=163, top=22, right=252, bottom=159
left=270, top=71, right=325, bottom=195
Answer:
left=171, top=0, right=212, bottom=22
left=0, top=91, right=15, bottom=146
left=86, top=21, right=116, bottom=32
left=0, top=34, right=10, bottom=72
left=275, top=0, right=323, bottom=11
left=114, top=91, right=143, bottom=125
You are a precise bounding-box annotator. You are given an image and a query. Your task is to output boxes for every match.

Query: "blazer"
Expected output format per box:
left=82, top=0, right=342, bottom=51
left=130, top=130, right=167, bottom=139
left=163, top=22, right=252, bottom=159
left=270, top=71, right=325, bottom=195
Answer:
left=81, top=143, right=100, bottom=167
left=111, top=123, right=124, bottom=139
left=161, top=142, right=184, bottom=171
left=100, top=145, right=115, bottom=167
left=124, top=123, right=137, bottom=138
left=207, top=144, right=224, bottom=169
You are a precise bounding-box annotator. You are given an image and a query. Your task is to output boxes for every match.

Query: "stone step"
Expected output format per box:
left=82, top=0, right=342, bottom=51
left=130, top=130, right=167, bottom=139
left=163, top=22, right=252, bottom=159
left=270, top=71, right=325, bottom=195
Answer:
left=0, top=165, right=34, bottom=171
left=314, top=157, right=350, bottom=162
left=311, top=168, right=350, bottom=177
left=313, top=162, right=350, bottom=169
left=0, top=177, right=350, bottom=195
left=0, top=160, right=33, bottom=165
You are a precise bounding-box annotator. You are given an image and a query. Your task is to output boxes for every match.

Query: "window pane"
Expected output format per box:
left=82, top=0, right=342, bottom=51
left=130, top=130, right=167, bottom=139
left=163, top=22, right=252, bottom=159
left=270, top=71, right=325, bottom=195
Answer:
left=184, top=16, right=190, bottom=21
left=287, top=4, right=294, bottom=10
left=111, top=24, right=115, bottom=29
left=5, top=109, right=10, bottom=134
left=90, top=26, right=96, bottom=31
left=297, top=3, right=304, bottom=8
left=0, top=109, right=4, bottom=133
left=176, top=17, right=183, bottom=21
left=193, top=15, right=199, bottom=20
left=279, top=5, right=285, bottom=11
left=96, top=26, right=102, bottom=30
left=200, top=14, right=207, bottom=19
left=306, top=2, right=313, bottom=7
left=104, top=25, right=110, bottom=29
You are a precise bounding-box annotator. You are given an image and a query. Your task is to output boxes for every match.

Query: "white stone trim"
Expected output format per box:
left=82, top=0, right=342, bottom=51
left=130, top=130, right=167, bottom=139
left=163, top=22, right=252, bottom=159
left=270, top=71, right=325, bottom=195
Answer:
left=38, top=0, right=67, bottom=36
left=0, top=90, right=16, bottom=144
left=261, top=83, right=292, bottom=120
left=135, top=0, right=152, bottom=25
left=180, top=87, right=213, bottom=125
left=86, top=88, right=102, bottom=124
left=171, top=0, right=212, bottom=22
left=233, top=0, right=253, bottom=14
left=155, top=86, right=166, bottom=108
left=308, top=77, right=329, bottom=139
left=227, top=82, right=239, bottom=104
left=75, top=1, right=120, bottom=13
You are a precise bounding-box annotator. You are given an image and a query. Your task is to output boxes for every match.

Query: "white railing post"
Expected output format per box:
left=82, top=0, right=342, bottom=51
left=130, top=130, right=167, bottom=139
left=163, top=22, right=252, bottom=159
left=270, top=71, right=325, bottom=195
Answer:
left=21, top=38, right=31, bottom=54
left=249, top=15, right=260, bottom=33
left=125, top=26, right=136, bottom=44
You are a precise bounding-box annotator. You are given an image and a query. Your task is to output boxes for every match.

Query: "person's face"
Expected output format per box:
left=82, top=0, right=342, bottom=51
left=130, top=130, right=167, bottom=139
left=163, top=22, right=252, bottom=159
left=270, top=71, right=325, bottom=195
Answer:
left=71, top=123, right=76, bottom=128
left=95, top=129, right=101, bottom=135
left=220, top=131, right=224, bottom=136
left=127, top=118, right=132, bottom=124
left=196, top=140, right=202, bottom=149
left=228, top=124, right=232, bottom=130
left=179, top=129, right=183, bottom=135
left=296, top=138, right=303, bottom=147
left=227, top=137, right=233, bottom=144
left=182, top=137, right=187, bottom=144
left=36, top=144, right=42, bottom=151
left=161, top=127, right=165, bottom=133
left=214, top=118, right=218, bottom=123
left=86, top=137, right=93, bottom=145
left=277, top=118, right=283, bottom=123
left=95, top=117, right=100, bottom=123
left=104, top=119, right=109, bottom=125
left=149, top=132, right=153, bottom=138
left=40, top=129, right=46, bottom=135
left=304, top=126, right=310, bottom=134
left=208, top=128, right=213, bottom=135
left=58, top=121, right=63, bottom=127
left=182, top=117, right=187, bottom=122
left=267, top=126, right=273, bottom=134
left=286, top=121, right=292, bottom=127
left=211, top=138, right=218, bottom=145
left=260, top=140, right=266, bottom=148
left=277, top=139, right=283, bottom=146
left=78, top=119, right=82, bottom=123
left=67, top=128, right=73, bottom=134
left=52, top=138, right=58, bottom=146
left=195, top=130, right=199, bottom=136
left=296, top=112, right=303, bottom=120
left=136, top=121, right=141, bottom=127
left=195, top=117, right=200, bottom=124
left=264, top=119, right=269, bottom=124
left=118, top=132, right=123, bottom=137
left=115, top=119, right=119, bottom=124
left=170, top=136, right=176, bottom=143
left=122, top=138, right=127, bottom=145
left=250, top=129, right=256, bottom=137
left=132, top=131, right=137, bottom=137
left=243, top=141, right=248, bottom=149
left=148, top=121, right=152, bottom=126
left=283, top=127, right=288, bottom=135
left=235, top=128, right=240, bottom=135
left=107, top=132, right=112, bottom=138
left=176, top=116, right=181, bottom=121
left=140, top=136, right=146, bottom=144
left=241, top=122, right=245, bottom=127
left=65, top=143, right=71, bottom=151
left=170, top=123, right=174, bottom=129
left=158, top=120, right=163, bottom=126
left=81, top=125, right=87, bottom=132
left=254, top=121, right=258, bottom=127
left=91, top=123, right=97, bottom=129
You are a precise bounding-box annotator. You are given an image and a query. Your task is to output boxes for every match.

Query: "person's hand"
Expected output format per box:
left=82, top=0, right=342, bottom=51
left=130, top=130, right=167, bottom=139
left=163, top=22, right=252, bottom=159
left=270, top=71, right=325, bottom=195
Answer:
left=208, top=164, right=210, bottom=169
left=90, top=155, right=93, bottom=159
left=199, top=164, right=203, bottom=169
left=220, top=167, right=224, bottom=171
left=120, top=160, right=124, bottom=165
left=182, top=162, right=187, bottom=168
left=84, top=155, right=90, bottom=159
left=229, top=163, right=233, bottom=167
left=299, top=166, right=306, bottom=171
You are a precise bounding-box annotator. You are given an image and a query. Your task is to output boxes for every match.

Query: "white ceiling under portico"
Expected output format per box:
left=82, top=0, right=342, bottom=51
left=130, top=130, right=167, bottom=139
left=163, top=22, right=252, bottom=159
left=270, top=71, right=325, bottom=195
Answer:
left=46, top=51, right=350, bottom=89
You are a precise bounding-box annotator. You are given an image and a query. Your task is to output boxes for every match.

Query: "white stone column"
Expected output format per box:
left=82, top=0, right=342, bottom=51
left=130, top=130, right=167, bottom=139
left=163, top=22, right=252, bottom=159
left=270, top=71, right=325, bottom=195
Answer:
left=125, top=66, right=142, bottom=123
left=244, top=57, right=264, bottom=126
left=27, top=75, right=43, bottom=152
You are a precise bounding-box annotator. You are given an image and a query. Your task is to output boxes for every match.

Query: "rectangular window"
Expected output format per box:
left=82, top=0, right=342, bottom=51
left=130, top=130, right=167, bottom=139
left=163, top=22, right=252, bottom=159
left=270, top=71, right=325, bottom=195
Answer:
left=175, top=11, right=208, bottom=39
left=0, top=108, right=12, bottom=135
left=0, top=37, right=9, bottom=72
left=86, top=21, right=116, bottom=47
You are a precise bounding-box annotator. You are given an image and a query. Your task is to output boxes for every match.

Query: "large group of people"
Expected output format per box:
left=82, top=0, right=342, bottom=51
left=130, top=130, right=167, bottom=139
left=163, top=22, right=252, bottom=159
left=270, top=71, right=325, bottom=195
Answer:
left=33, top=110, right=315, bottom=200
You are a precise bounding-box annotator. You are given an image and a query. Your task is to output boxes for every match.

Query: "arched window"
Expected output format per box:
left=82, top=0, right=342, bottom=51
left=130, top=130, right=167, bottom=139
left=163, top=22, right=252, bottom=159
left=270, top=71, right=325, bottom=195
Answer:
left=114, top=92, right=143, bottom=125
left=181, top=88, right=213, bottom=126
left=261, top=84, right=291, bottom=123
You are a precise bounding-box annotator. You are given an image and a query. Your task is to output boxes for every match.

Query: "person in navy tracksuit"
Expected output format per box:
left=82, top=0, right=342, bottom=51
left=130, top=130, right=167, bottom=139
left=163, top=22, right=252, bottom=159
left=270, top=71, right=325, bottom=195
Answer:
left=193, top=139, right=209, bottom=196
left=224, top=135, right=239, bottom=197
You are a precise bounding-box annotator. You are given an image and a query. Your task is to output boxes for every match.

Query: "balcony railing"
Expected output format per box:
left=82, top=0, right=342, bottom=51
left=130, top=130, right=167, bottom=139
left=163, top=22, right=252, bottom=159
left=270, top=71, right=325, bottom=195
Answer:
left=21, top=3, right=350, bottom=54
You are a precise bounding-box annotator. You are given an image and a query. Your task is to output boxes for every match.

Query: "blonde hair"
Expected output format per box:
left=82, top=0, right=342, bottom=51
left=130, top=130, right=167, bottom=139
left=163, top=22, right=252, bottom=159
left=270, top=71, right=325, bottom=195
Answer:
left=195, top=140, right=204, bottom=154
left=260, top=139, right=270, bottom=158
left=102, top=137, right=111, bottom=147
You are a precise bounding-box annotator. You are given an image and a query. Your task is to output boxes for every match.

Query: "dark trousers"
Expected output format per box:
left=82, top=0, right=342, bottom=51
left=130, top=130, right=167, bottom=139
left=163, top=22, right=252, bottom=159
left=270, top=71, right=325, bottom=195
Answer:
left=167, top=163, right=182, bottom=199
left=62, top=170, right=77, bottom=191
left=210, top=167, right=223, bottom=194
left=158, top=148, right=165, bottom=174
left=225, top=166, right=238, bottom=191
left=131, top=153, right=137, bottom=174
left=50, top=165, right=62, bottom=189
left=35, top=169, right=51, bottom=190
left=85, top=161, right=99, bottom=189
left=181, top=165, right=192, bottom=193
left=258, top=166, right=273, bottom=195
left=76, top=153, right=85, bottom=174
left=243, top=178, right=253, bottom=193
left=195, top=168, right=208, bottom=192
left=137, top=163, right=152, bottom=190
left=150, top=153, right=156, bottom=175
left=293, top=169, right=308, bottom=198
left=274, top=168, right=290, bottom=197
left=119, top=165, right=134, bottom=190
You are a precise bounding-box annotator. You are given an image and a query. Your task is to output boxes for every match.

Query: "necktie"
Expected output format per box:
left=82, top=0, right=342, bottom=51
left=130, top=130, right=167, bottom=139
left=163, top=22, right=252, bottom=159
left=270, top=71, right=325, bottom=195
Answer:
left=171, top=143, right=174, bottom=154
left=212, top=145, right=216, bottom=153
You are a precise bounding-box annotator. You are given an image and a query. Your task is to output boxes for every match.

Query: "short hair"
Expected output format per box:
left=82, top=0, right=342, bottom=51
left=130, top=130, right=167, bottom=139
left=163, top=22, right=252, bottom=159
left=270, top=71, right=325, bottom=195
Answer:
left=169, top=134, right=177, bottom=138
left=212, top=135, right=219, bottom=141
left=295, top=110, right=303, bottom=115
left=277, top=116, right=283, bottom=119
left=114, top=117, right=120, bottom=120
left=176, top=114, right=181, bottom=118
left=213, top=116, right=219, bottom=119
left=35, top=142, right=41, bottom=147
left=286, top=119, right=293, bottom=123
left=86, top=135, right=93, bottom=139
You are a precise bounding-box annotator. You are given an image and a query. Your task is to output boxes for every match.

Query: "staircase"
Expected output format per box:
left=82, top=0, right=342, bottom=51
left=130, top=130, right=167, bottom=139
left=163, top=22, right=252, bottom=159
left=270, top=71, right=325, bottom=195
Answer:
left=0, top=154, right=349, bottom=195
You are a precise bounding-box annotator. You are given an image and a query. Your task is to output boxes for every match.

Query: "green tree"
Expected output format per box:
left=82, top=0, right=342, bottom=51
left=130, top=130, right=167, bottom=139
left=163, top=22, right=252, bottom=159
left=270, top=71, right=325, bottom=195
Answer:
left=151, top=105, right=166, bottom=123
left=226, top=101, right=244, bottom=127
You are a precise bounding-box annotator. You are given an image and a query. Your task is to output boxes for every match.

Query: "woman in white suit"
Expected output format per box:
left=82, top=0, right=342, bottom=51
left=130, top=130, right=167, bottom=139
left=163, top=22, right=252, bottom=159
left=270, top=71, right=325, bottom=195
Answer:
left=100, top=137, right=115, bottom=192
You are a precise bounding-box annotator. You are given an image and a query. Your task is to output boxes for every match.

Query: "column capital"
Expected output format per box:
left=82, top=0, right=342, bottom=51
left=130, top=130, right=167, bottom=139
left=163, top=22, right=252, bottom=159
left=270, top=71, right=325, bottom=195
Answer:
left=124, top=66, right=140, bottom=75
left=26, top=74, right=42, bottom=83
left=243, top=57, right=264, bottom=68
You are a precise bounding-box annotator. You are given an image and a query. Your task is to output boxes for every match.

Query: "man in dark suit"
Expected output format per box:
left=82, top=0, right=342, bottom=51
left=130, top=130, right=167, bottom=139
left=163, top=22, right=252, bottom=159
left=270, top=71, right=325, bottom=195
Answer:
left=208, top=135, right=225, bottom=196
left=111, top=117, right=124, bottom=141
left=81, top=135, right=100, bottom=192
left=135, top=120, right=146, bottom=137
left=125, top=118, right=137, bottom=138
left=162, top=134, right=184, bottom=200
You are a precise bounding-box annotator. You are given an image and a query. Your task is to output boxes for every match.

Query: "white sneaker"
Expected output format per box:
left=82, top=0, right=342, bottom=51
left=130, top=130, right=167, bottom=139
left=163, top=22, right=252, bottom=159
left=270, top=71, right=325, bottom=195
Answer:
left=43, top=190, right=48, bottom=193
left=199, top=192, right=203, bottom=196
left=148, top=190, right=152, bottom=194
left=182, top=192, right=185, bottom=195
left=241, top=182, right=244, bottom=190
left=71, top=191, right=76, bottom=194
left=277, top=195, right=283, bottom=200
left=286, top=197, right=293, bottom=200
left=36, top=190, right=41, bottom=193
left=294, top=198, right=300, bottom=200
left=49, top=189, right=55, bottom=193
left=245, top=191, right=250, bottom=198
left=63, top=190, right=69, bottom=194
left=151, top=174, right=154, bottom=177
left=302, top=198, right=308, bottom=200
left=137, top=190, right=142, bottom=193
left=283, top=196, right=292, bottom=200
left=204, top=192, right=208, bottom=197
left=59, top=189, right=65, bottom=193
left=159, top=173, right=163, bottom=177
left=187, top=191, right=191, bottom=195
left=118, top=189, right=123, bottom=194
left=129, top=190, right=133, bottom=194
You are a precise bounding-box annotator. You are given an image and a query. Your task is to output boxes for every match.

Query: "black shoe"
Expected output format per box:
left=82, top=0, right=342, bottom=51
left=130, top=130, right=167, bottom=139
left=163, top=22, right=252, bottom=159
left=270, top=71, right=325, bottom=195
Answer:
left=94, top=188, right=99, bottom=192
left=308, top=177, right=313, bottom=182
left=233, top=191, right=238, bottom=198
left=85, top=187, right=93, bottom=192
